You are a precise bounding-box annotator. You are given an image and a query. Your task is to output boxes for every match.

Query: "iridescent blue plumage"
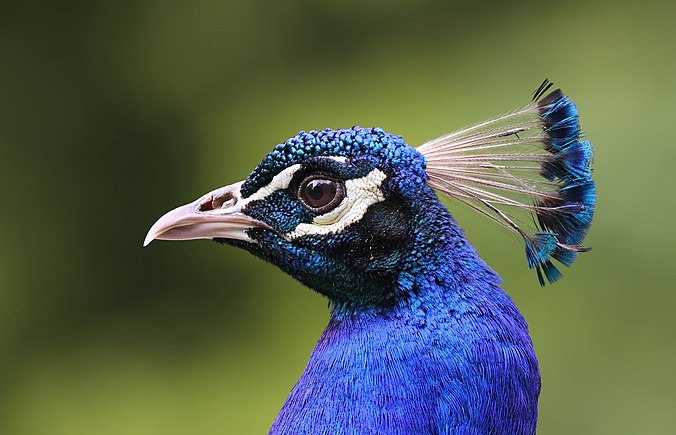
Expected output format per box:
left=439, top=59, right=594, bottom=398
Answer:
left=531, top=90, right=596, bottom=284
left=230, top=127, right=541, bottom=433
left=145, top=85, right=595, bottom=434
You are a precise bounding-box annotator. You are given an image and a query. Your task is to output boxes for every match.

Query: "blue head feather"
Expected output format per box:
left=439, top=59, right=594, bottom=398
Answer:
left=531, top=90, right=596, bottom=283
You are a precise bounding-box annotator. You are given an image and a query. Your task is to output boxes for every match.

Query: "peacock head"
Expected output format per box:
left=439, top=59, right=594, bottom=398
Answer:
left=145, top=127, right=435, bottom=310
left=145, top=82, right=596, bottom=310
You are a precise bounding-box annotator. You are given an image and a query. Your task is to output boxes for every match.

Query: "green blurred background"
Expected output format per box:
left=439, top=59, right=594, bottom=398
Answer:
left=1, top=0, right=674, bottom=433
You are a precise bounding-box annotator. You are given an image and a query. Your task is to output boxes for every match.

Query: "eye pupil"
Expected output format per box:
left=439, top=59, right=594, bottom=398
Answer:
left=298, top=175, right=345, bottom=212
left=307, top=180, right=335, bottom=204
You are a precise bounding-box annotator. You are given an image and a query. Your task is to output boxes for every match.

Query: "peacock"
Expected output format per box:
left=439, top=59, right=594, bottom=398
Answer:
left=144, top=80, right=595, bottom=434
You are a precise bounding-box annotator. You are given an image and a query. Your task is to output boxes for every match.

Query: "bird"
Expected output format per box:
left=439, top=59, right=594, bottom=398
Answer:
left=144, top=80, right=595, bottom=434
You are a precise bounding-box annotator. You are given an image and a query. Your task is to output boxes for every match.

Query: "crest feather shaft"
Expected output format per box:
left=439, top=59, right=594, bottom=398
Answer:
left=418, top=81, right=595, bottom=285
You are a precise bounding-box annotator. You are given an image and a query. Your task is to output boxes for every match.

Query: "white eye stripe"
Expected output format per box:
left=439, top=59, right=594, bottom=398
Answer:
left=211, top=164, right=303, bottom=216
left=286, top=168, right=387, bottom=240
left=247, top=164, right=302, bottom=202
left=245, top=157, right=347, bottom=205
left=229, top=157, right=386, bottom=240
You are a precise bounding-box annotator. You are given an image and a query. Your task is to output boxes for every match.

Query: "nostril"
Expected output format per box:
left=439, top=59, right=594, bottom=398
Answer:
left=199, top=191, right=237, bottom=212
left=198, top=199, right=215, bottom=212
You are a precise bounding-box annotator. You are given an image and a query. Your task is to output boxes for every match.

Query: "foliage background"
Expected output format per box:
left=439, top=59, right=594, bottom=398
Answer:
left=1, top=0, right=674, bottom=433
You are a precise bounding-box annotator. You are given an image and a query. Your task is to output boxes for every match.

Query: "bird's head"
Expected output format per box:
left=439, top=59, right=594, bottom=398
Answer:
left=145, top=127, right=440, bottom=311
left=146, top=83, right=596, bottom=312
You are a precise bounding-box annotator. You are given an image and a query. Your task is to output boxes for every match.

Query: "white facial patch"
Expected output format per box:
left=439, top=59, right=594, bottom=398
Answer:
left=247, top=164, right=302, bottom=202
left=206, top=164, right=303, bottom=217
left=212, top=157, right=387, bottom=240
left=286, top=168, right=387, bottom=240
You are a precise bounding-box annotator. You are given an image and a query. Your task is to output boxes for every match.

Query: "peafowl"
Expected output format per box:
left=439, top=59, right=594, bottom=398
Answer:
left=145, top=81, right=595, bottom=434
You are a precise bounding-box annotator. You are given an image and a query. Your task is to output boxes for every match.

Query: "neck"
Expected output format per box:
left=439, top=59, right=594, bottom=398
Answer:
left=328, top=187, right=505, bottom=319
left=270, top=207, right=541, bottom=434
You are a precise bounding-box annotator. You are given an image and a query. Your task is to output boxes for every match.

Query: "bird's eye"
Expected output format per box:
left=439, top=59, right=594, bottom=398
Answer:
left=298, top=175, right=345, bottom=213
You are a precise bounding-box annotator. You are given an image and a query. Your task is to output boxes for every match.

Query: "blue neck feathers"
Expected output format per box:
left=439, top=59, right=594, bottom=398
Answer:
left=269, top=191, right=540, bottom=435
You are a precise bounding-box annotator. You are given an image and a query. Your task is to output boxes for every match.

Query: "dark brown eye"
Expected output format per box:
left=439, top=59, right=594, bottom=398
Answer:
left=298, top=175, right=345, bottom=213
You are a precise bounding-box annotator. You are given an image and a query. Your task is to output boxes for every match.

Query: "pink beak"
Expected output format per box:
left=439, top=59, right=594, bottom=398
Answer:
left=143, top=181, right=270, bottom=247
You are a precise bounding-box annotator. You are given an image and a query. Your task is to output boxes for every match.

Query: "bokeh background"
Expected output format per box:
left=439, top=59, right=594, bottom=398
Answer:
left=2, top=0, right=674, bottom=433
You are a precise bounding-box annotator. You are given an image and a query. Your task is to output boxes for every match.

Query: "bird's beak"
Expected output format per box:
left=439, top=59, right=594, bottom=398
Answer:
left=143, top=181, right=270, bottom=247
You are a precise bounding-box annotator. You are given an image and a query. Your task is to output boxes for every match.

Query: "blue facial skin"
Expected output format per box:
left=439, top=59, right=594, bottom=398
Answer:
left=221, top=127, right=540, bottom=435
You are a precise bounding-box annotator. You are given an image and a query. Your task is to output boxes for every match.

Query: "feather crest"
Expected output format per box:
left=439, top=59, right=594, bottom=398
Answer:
left=417, top=81, right=595, bottom=285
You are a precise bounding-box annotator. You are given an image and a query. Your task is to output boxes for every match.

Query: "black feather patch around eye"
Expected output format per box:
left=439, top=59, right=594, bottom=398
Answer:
left=318, top=201, right=411, bottom=274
